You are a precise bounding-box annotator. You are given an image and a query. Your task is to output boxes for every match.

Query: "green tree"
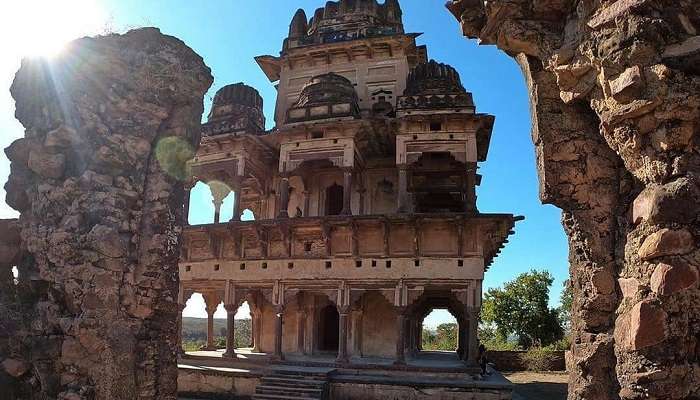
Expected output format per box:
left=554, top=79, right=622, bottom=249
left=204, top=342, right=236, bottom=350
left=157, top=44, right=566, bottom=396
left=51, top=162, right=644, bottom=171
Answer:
left=558, top=279, right=573, bottom=333
left=482, top=270, right=564, bottom=348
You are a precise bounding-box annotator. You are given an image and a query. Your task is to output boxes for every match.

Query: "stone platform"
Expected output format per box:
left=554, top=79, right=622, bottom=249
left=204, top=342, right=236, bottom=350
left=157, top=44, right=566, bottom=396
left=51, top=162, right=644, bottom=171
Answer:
left=178, top=350, right=513, bottom=399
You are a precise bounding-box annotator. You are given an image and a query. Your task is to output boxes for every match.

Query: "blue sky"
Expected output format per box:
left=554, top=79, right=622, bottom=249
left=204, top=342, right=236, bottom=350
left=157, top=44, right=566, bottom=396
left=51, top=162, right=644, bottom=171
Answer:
left=0, top=1, right=569, bottom=325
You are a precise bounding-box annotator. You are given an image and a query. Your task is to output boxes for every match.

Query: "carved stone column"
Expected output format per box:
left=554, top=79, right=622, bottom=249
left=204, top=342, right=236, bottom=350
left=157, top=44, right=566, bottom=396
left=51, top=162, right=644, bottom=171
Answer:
left=394, top=306, right=407, bottom=365
left=273, top=305, right=285, bottom=360
left=278, top=176, right=290, bottom=218
left=231, top=186, right=241, bottom=222
left=299, top=190, right=309, bottom=217
left=297, top=309, right=307, bottom=354
left=211, top=184, right=230, bottom=224
left=341, top=168, right=353, bottom=215
left=466, top=307, right=479, bottom=366
left=337, top=306, right=350, bottom=364
left=397, top=166, right=409, bottom=213
left=201, top=292, right=220, bottom=351
left=223, top=304, right=237, bottom=358
left=252, top=308, right=262, bottom=353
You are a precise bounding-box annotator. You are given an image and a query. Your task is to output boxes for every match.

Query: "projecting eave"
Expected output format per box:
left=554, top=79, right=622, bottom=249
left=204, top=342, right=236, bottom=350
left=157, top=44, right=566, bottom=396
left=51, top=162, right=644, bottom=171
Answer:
left=482, top=214, right=524, bottom=270
left=475, top=113, right=495, bottom=162
left=255, top=55, right=282, bottom=82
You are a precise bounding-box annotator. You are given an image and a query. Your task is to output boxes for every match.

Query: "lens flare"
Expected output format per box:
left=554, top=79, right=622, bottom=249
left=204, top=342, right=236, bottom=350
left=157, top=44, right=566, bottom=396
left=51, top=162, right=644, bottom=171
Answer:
left=155, top=137, right=195, bottom=181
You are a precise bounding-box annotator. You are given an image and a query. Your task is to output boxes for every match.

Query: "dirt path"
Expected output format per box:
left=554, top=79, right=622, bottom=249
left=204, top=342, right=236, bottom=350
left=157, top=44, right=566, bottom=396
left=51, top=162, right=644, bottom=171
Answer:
left=504, top=372, right=568, bottom=400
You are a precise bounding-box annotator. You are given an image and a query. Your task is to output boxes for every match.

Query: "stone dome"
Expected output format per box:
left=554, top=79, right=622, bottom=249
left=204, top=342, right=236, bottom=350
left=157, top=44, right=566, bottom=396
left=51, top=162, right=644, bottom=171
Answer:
left=295, top=73, right=359, bottom=108
left=204, top=83, right=265, bottom=135
left=286, top=73, right=360, bottom=123
left=404, top=60, right=467, bottom=96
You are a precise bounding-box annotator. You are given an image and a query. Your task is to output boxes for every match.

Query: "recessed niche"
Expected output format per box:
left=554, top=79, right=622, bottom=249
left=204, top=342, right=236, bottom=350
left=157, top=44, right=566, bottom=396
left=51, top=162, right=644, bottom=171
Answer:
left=355, top=260, right=362, bottom=268
left=240, top=263, right=246, bottom=270
left=326, top=261, right=332, bottom=269
left=214, top=264, right=220, bottom=271
left=458, top=260, right=464, bottom=267
left=288, top=262, right=294, bottom=270
left=386, top=260, right=392, bottom=269
left=262, top=262, right=268, bottom=269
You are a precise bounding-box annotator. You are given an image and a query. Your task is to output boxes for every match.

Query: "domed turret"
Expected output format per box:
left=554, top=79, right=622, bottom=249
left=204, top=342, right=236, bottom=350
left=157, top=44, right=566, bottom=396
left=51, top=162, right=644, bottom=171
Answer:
left=289, top=9, right=308, bottom=39
left=286, top=73, right=360, bottom=123
left=203, top=83, right=265, bottom=136
left=405, top=60, right=466, bottom=96
left=398, top=60, right=475, bottom=112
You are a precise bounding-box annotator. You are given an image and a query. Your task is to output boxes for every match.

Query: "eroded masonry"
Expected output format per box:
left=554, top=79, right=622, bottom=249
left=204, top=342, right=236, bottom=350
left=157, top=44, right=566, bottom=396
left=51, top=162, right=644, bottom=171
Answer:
left=447, top=0, right=700, bottom=399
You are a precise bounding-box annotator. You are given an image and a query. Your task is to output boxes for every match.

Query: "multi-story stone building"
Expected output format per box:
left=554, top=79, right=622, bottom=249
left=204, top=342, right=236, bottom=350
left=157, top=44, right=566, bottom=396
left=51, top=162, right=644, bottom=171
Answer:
left=177, top=1, right=518, bottom=393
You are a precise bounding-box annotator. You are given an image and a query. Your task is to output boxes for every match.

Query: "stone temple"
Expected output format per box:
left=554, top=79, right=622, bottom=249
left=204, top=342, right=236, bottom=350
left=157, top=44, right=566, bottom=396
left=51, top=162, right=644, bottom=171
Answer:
left=177, top=0, right=519, bottom=398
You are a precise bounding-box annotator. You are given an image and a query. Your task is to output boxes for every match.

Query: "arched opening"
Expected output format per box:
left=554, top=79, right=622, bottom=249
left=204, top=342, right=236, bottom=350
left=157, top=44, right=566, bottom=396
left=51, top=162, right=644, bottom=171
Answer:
left=325, top=183, right=344, bottom=216
left=421, top=309, right=459, bottom=352
left=241, top=208, right=256, bottom=221
left=318, top=304, right=339, bottom=352
left=181, top=293, right=227, bottom=352
left=232, top=301, right=253, bottom=350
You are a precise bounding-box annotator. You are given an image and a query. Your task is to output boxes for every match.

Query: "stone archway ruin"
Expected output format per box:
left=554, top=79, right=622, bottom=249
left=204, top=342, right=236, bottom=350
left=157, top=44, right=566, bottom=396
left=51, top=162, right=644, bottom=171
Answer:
left=446, top=1, right=699, bottom=399
left=0, top=2, right=697, bottom=399
left=1, top=28, right=212, bottom=399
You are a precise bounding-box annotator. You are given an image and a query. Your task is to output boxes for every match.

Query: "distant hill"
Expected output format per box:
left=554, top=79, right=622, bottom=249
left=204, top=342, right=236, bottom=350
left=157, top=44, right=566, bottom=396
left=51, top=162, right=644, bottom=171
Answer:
left=182, top=317, right=252, bottom=348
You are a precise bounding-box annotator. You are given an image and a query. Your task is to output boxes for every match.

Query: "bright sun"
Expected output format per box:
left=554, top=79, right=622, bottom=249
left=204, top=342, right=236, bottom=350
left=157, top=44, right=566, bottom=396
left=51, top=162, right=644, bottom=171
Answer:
left=1, top=0, right=107, bottom=57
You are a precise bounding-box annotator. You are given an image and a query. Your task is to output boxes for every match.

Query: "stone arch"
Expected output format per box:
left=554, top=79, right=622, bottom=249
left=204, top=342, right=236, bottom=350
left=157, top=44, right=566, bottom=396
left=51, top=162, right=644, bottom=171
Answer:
left=445, top=2, right=700, bottom=399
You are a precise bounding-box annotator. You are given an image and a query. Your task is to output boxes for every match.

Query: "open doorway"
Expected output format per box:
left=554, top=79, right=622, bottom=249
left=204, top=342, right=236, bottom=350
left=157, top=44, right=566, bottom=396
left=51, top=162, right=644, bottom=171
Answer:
left=421, top=308, right=459, bottom=352
left=325, top=183, right=344, bottom=216
left=318, top=304, right=339, bottom=352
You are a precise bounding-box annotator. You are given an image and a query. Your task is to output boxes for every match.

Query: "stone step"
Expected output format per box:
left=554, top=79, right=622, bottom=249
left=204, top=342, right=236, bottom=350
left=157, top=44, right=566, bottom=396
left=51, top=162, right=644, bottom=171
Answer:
left=261, top=376, right=326, bottom=386
left=252, top=393, right=321, bottom=400
left=257, top=385, right=323, bottom=394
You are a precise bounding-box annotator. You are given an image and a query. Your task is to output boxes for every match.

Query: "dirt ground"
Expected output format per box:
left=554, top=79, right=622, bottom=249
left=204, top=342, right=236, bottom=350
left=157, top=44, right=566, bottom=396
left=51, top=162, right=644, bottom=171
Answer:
left=504, top=372, right=569, bottom=400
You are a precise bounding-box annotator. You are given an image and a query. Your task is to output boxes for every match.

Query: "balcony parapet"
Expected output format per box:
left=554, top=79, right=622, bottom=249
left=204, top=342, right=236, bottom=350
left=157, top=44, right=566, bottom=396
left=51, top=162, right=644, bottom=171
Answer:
left=180, top=212, right=519, bottom=268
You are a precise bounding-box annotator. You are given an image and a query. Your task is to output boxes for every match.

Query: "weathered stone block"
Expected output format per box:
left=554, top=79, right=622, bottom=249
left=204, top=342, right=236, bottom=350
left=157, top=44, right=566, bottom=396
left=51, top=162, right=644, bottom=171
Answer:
left=609, top=66, right=642, bottom=100
left=28, top=148, right=65, bottom=179
left=2, top=359, right=30, bottom=378
left=615, top=300, right=667, bottom=350
left=650, top=262, right=698, bottom=296
left=618, top=277, right=641, bottom=299
left=638, top=229, right=695, bottom=261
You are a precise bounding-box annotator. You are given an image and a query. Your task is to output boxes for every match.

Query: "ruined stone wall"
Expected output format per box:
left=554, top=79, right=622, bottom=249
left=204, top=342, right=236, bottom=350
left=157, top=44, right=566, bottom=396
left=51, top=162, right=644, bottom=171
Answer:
left=447, top=1, right=700, bottom=399
left=2, top=28, right=212, bottom=399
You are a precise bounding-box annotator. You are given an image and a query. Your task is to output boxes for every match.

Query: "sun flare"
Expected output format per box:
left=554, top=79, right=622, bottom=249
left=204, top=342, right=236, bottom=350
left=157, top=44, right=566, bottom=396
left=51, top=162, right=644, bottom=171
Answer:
left=2, top=0, right=107, bottom=57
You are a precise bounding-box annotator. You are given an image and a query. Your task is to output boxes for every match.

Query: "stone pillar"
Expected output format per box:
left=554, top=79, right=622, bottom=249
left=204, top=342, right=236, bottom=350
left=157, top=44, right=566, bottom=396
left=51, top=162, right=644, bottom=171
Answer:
left=302, top=190, right=311, bottom=217
left=351, top=309, right=364, bottom=358
left=201, top=293, right=219, bottom=351
left=397, top=166, right=409, bottom=213
left=337, top=306, right=350, bottom=363
left=252, top=308, right=262, bottom=353
left=278, top=176, right=290, bottom=218
left=223, top=304, right=237, bottom=358
left=297, top=309, right=307, bottom=354
left=464, top=165, right=477, bottom=212
left=231, top=186, right=241, bottom=222
left=466, top=308, right=479, bottom=366
left=394, top=307, right=407, bottom=365
left=211, top=184, right=230, bottom=224
left=273, top=305, right=285, bottom=360
left=341, top=168, right=353, bottom=215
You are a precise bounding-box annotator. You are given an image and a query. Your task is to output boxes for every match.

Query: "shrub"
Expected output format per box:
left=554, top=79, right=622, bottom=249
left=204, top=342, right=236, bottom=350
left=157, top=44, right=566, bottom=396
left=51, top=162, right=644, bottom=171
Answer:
left=522, top=347, right=562, bottom=371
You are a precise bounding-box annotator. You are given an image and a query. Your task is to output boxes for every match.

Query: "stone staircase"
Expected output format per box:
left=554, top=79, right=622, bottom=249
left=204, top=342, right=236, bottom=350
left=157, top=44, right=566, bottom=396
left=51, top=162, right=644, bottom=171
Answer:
left=252, top=366, right=333, bottom=400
